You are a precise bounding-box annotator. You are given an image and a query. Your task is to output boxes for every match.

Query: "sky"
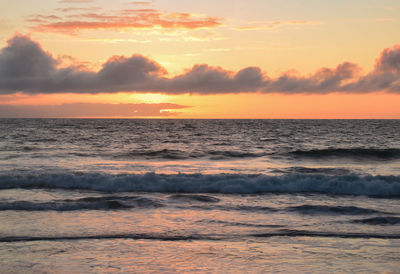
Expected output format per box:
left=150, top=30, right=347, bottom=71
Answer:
left=0, top=0, right=399, bottom=118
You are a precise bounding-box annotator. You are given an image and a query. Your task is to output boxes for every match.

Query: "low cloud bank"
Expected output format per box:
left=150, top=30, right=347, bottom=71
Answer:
left=0, top=35, right=399, bottom=95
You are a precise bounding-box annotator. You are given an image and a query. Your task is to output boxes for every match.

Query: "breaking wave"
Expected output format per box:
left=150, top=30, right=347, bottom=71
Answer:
left=0, top=172, right=399, bottom=197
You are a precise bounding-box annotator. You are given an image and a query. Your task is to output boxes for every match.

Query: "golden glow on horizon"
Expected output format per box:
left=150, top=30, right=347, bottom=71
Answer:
left=1, top=92, right=399, bottom=119
left=132, top=93, right=168, bottom=103
left=170, top=93, right=400, bottom=119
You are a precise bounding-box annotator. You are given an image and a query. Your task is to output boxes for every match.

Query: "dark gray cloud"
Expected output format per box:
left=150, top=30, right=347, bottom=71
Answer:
left=0, top=35, right=166, bottom=94
left=163, top=65, right=265, bottom=94
left=0, top=103, right=188, bottom=118
left=0, top=34, right=399, bottom=95
left=263, top=62, right=362, bottom=94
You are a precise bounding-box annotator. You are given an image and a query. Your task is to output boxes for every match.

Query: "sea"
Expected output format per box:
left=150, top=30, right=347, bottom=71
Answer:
left=0, top=119, right=399, bottom=273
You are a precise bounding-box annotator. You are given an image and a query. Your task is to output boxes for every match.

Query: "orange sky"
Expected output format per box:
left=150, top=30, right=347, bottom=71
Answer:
left=0, top=0, right=399, bottom=118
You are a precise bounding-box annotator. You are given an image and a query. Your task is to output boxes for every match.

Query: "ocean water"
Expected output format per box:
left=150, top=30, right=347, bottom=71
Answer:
left=0, top=119, right=399, bottom=273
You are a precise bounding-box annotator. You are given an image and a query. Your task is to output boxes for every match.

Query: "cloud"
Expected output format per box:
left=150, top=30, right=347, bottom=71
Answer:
left=0, top=35, right=166, bottom=94
left=163, top=65, right=265, bottom=94
left=127, top=1, right=153, bottom=5
left=0, top=34, right=400, bottom=95
left=263, top=62, right=362, bottom=94
left=235, top=20, right=322, bottom=31
left=376, top=18, right=394, bottom=22
left=58, top=0, right=94, bottom=3
left=0, top=20, right=11, bottom=30
left=26, top=15, right=63, bottom=24
left=376, top=45, right=400, bottom=73
left=54, top=7, right=102, bottom=13
left=341, top=45, right=400, bottom=93
left=28, top=8, right=222, bottom=34
left=0, top=103, right=188, bottom=118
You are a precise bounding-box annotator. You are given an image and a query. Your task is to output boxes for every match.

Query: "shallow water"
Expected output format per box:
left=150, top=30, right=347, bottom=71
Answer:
left=0, top=119, right=399, bottom=273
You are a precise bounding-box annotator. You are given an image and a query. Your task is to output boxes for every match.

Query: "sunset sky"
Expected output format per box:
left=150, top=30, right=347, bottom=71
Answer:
left=0, top=0, right=399, bottom=118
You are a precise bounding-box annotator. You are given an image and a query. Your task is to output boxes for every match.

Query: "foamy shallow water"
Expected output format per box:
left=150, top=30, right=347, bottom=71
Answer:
left=1, top=189, right=399, bottom=273
left=1, top=119, right=399, bottom=272
left=2, top=238, right=399, bottom=273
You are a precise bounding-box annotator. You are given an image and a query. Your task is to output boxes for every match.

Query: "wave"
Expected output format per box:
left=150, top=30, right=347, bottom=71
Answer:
left=173, top=203, right=388, bottom=215
left=0, top=172, right=399, bottom=197
left=1, top=229, right=399, bottom=243
left=0, top=196, right=163, bottom=211
left=185, top=204, right=277, bottom=212
left=114, top=149, right=264, bottom=160
left=275, top=167, right=351, bottom=175
left=116, top=149, right=189, bottom=160
left=197, top=220, right=285, bottom=228
left=352, top=216, right=400, bottom=225
left=251, top=229, right=400, bottom=239
left=289, top=148, right=400, bottom=160
left=287, top=205, right=388, bottom=215
left=207, top=150, right=265, bottom=159
left=0, top=234, right=203, bottom=243
left=168, top=194, right=220, bottom=203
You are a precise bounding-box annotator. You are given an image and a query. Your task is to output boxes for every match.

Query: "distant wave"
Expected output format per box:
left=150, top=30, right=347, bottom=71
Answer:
left=1, top=229, right=399, bottom=243
left=0, top=196, right=163, bottom=211
left=0, top=200, right=129, bottom=211
left=0, top=172, right=399, bottom=197
left=168, top=194, right=220, bottom=203
left=116, top=147, right=400, bottom=161
left=352, top=217, right=400, bottom=225
left=0, top=234, right=203, bottom=243
left=196, top=220, right=285, bottom=228
left=175, top=204, right=389, bottom=215
left=185, top=204, right=277, bottom=212
left=287, top=205, right=389, bottom=215
left=114, top=149, right=265, bottom=160
left=251, top=229, right=400, bottom=239
left=289, top=148, right=400, bottom=160
left=207, top=150, right=265, bottom=159
left=116, top=149, right=189, bottom=160
left=275, top=167, right=351, bottom=175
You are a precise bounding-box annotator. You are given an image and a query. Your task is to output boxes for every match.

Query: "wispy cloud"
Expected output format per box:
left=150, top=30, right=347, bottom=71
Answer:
left=1, top=35, right=400, bottom=95
left=58, top=0, right=94, bottom=3
left=235, top=20, right=322, bottom=31
left=0, top=20, right=10, bottom=30
left=28, top=7, right=222, bottom=34
left=127, top=1, right=153, bottom=5
left=55, top=7, right=102, bottom=13
left=78, top=38, right=152, bottom=44
left=26, top=15, right=63, bottom=24
left=205, top=48, right=231, bottom=52
left=376, top=18, right=394, bottom=22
